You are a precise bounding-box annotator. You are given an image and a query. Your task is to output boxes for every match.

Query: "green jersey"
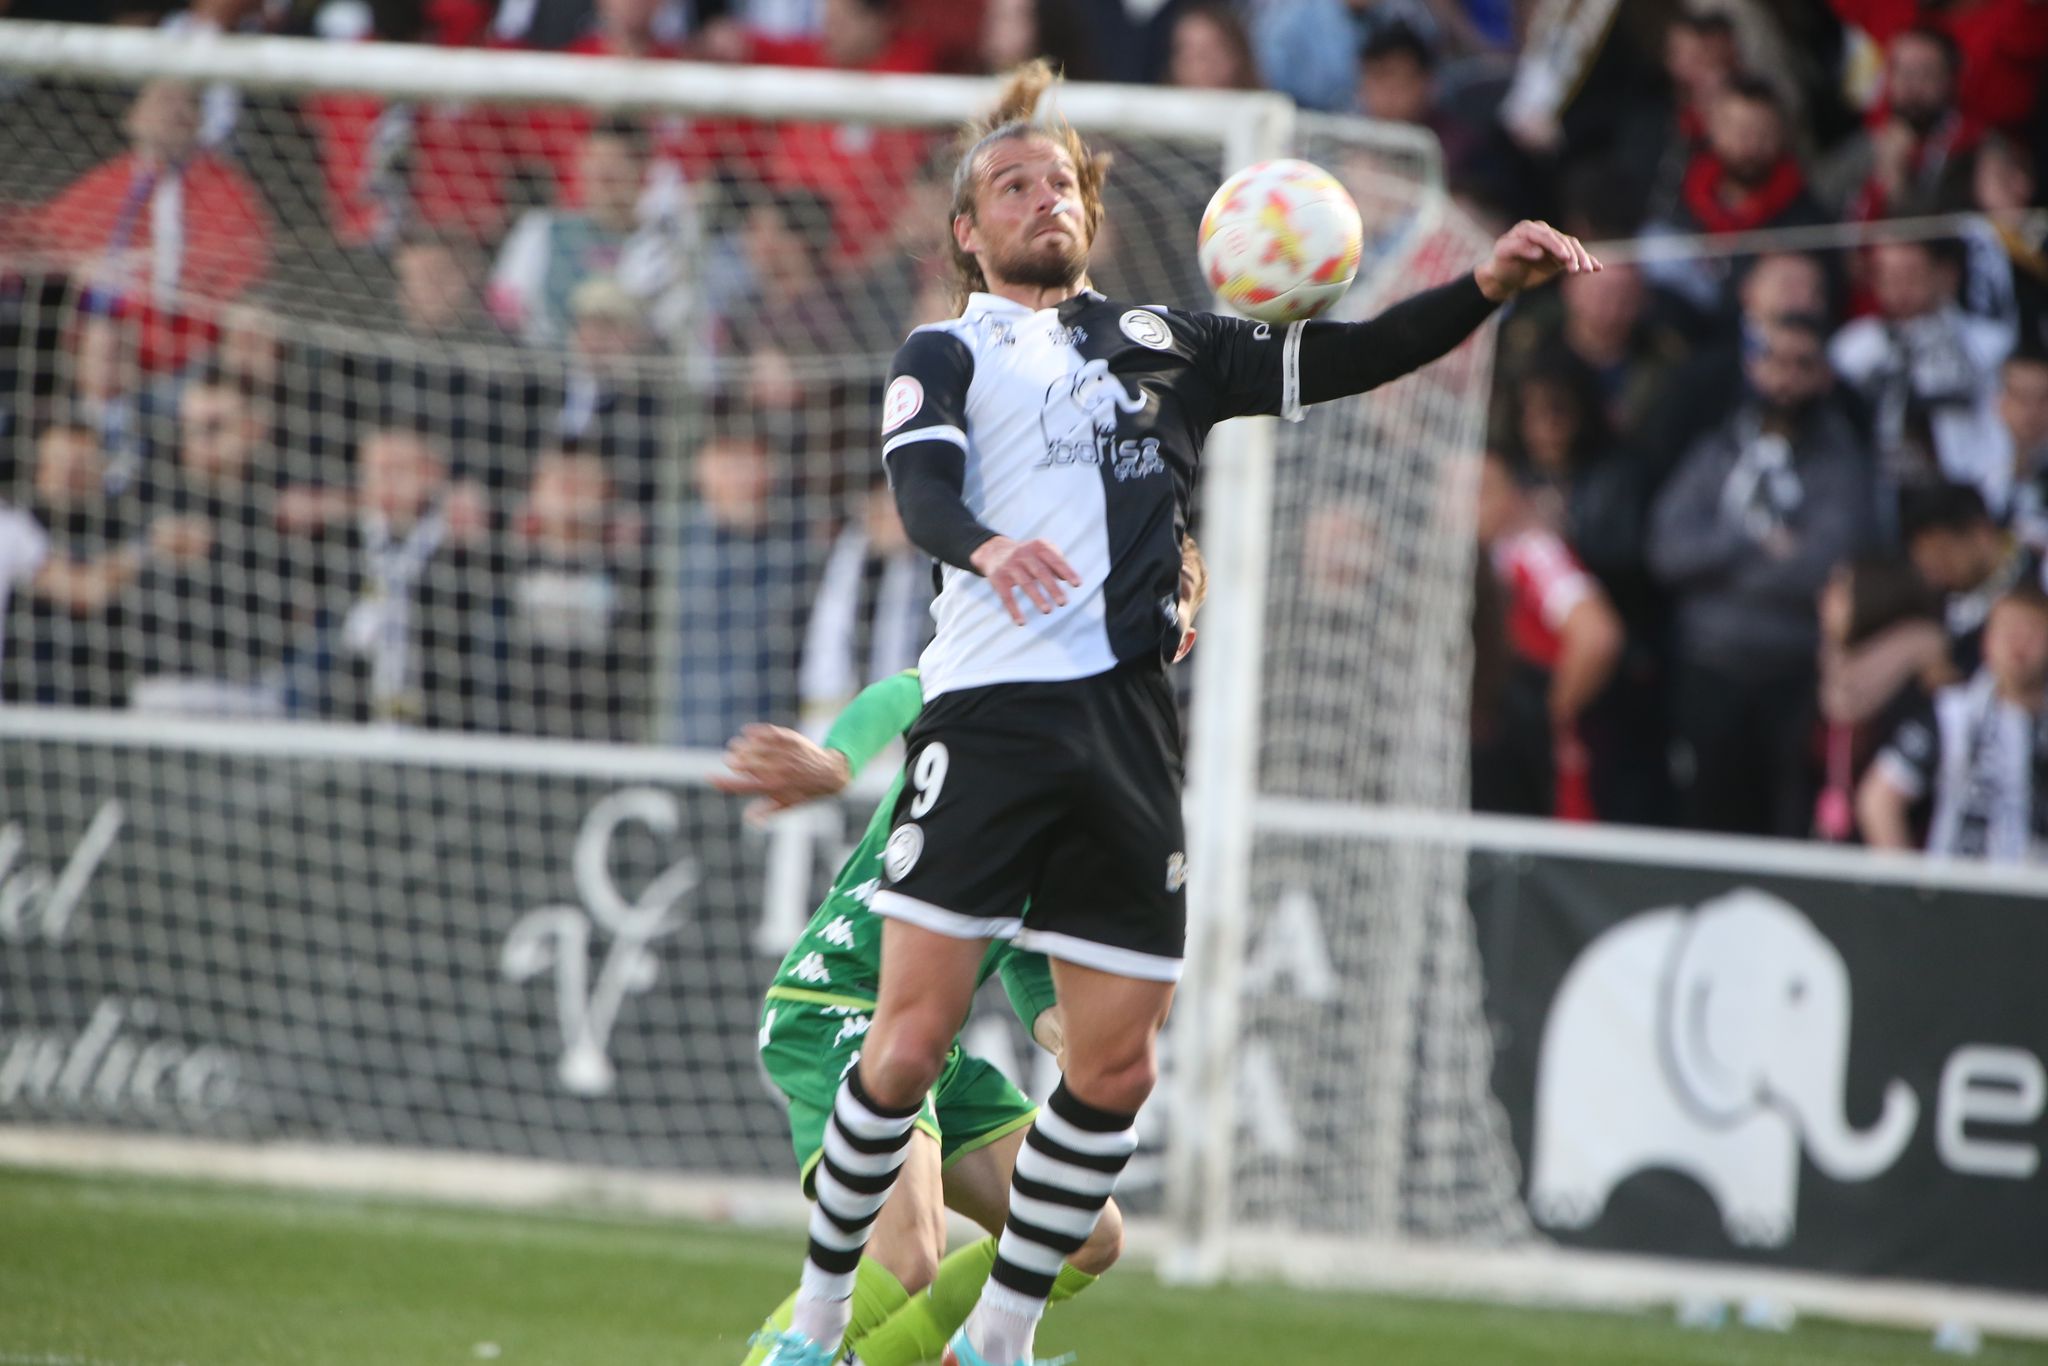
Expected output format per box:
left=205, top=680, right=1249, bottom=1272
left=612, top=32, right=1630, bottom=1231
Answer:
left=763, top=670, right=1058, bottom=1030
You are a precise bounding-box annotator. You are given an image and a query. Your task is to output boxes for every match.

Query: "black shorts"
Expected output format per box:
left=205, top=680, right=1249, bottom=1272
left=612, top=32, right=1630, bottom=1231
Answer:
left=869, top=662, right=1188, bottom=981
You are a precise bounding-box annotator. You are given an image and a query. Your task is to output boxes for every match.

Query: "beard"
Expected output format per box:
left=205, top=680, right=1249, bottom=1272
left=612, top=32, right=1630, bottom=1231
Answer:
left=988, top=230, right=1088, bottom=291
left=1722, top=153, right=1776, bottom=190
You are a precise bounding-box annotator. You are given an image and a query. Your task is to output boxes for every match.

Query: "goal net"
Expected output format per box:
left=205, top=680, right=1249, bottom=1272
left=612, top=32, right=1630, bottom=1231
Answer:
left=0, top=23, right=1516, bottom=1271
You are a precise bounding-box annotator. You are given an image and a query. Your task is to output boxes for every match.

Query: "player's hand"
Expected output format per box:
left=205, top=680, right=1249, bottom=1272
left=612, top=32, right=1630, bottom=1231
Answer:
left=971, top=535, right=1083, bottom=626
left=713, top=724, right=854, bottom=820
left=1474, top=220, right=1600, bottom=301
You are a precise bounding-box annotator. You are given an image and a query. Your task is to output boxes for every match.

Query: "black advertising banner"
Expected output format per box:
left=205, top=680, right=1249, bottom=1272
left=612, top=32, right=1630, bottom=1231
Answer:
left=1470, top=850, right=2048, bottom=1293
left=0, top=733, right=1096, bottom=1191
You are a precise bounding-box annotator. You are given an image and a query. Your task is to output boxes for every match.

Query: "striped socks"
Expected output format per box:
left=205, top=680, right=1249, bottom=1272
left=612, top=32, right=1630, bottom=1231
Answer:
left=965, top=1082, right=1137, bottom=1363
left=791, top=1065, right=921, bottom=1350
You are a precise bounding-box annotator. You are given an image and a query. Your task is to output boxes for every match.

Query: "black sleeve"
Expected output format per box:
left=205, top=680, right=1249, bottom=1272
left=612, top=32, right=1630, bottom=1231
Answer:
left=1191, top=273, right=1500, bottom=421
left=880, top=329, right=998, bottom=574
left=1295, top=273, right=1501, bottom=406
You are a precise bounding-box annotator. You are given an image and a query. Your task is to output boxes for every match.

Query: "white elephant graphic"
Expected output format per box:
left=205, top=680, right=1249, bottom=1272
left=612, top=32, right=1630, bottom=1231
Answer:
left=1528, top=888, right=1918, bottom=1247
left=1039, top=359, right=1146, bottom=466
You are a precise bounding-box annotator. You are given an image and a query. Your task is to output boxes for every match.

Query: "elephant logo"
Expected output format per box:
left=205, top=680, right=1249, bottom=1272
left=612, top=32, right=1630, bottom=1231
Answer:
left=1528, top=889, right=1918, bottom=1248
left=1039, top=359, right=1147, bottom=468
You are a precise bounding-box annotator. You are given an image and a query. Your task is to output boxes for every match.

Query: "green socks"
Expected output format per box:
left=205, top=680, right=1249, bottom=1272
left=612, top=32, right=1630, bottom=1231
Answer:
left=742, top=1259, right=911, bottom=1365
left=848, top=1238, right=1099, bottom=1366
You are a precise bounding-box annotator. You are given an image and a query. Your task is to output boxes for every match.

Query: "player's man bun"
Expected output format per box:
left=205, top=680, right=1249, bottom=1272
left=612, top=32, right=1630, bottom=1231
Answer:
left=947, top=59, right=1111, bottom=310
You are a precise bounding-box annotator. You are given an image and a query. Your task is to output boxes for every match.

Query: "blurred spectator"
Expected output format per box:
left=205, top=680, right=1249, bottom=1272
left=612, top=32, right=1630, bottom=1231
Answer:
left=1167, top=3, right=1262, bottom=91
left=1826, top=25, right=1981, bottom=221
left=393, top=232, right=503, bottom=342
left=1859, top=586, right=2048, bottom=862
left=502, top=444, right=648, bottom=739
left=797, top=471, right=932, bottom=734
left=1500, top=351, right=1672, bottom=821
left=2001, top=351, right=2048, bottom=554
left=1899, top=480, right=2043, bottom=675
left=1650, top=313, right=1874, bottom=836
left=1831, top=236, right=2013, bottom=518
left=490, top=118, right=693, bottom=346
left=1246, top=0, right=1354, bottom=112
left=674, top=432, right=815, bottom=746
left=160, top=0, right=269, bottom=149
left=979, top=0, right=1102, bottom=82
left=62, top=311, right=149, bottom=493
left=321, top=427, right=493, bottom=728
left=126, top=370, right=300, bottom=716
left=564, top=0, right=689, bottom=55
left=1635, top=8, right=1741, bottom=222
left=1829, top=0, right=2048, bottom=136
left=489, top=0, right=604, bottom=49
left=1647, top=249, right=1832, bottom=461
left=727, top=0, right=941, bottom=258
left=1956, top=135, right=2048, bottom=355
left=1643, top=76, right=1826, bottom=316
left=722, top=185, right=865, bottom=356
left=548, top=277, right=666, bottom=506
left=4, top=421, right=148, bottom=706
left=1471, top=448, right=1623, bottom=820
left=0, top=499, right=47, bottom=684
left=15, top=80, right=273, bottom=373
left=1356, top=21, right=1429, bottom=123
left=1497, top=259, right=1690, bottom=442
left=1811, top=556, right=1954, bottom=842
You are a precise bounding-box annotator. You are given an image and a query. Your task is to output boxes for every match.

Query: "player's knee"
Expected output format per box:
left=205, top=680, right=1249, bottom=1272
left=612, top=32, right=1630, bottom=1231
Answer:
left=1071, top=1198, right=1124, bottom=1275
left=1063, top=1052, right=1157, bottom=1116
left=861, top=1022, right=951, bottom=1104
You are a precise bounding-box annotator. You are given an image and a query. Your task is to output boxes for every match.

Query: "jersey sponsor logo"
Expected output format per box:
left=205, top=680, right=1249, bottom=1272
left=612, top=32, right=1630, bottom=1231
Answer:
left=881, top=375, right=924, bottom=433
left=1120, top=309, right=1173, bottom=350
left=1038, top=359, right=1149, bottom=470
left=1165, top=851, right=1188, bottom=893
left=883, top=822, right=925, bottom=882
left=1049, top=323, right=1088, bottom=346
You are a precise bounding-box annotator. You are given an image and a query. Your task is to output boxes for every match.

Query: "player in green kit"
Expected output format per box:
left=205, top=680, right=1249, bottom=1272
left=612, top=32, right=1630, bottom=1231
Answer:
left=721, top=541, right=1208, bottom=1366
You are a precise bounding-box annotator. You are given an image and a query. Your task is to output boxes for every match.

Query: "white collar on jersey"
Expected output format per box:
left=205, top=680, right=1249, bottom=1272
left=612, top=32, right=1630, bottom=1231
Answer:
left=964, top=287, right=1106, bottom=317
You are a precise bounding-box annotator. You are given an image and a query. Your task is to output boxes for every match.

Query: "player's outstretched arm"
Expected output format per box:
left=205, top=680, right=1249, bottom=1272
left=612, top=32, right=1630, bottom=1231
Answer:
left=713, top=671, right=924, bottom=817
left=1294, top=219, right=1600, bottom=406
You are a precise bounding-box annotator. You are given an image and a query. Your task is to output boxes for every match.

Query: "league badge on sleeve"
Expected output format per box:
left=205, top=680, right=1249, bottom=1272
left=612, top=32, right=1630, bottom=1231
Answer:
left=1120, top=310, right=1173, bottom=350
left=882, top=376, right=925, bottom=433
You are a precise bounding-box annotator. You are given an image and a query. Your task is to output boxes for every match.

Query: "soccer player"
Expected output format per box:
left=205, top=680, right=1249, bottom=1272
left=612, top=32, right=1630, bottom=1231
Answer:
left=765, top=61, right=1597, bottom=1366
left=729, top=547, right=1208, bottom=1366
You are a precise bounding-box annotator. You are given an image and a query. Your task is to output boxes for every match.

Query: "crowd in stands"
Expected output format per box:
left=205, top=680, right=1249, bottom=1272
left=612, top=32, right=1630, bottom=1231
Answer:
left=0, top=0, right=2045, bottom=863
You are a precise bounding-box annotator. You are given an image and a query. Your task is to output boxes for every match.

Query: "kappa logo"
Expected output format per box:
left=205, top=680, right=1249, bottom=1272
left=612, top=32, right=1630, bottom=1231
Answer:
left=1120, top=309, right=1173, bottom=350
left=883, top=823, right=925, bottom=882
left=1529, top=889, right=1918, bottom=1248
left=1165, top=852, right=1188, bottom=893
left=1038, top=359, right=1150, bottom=470
left=881, top=375, right=924, bottom=433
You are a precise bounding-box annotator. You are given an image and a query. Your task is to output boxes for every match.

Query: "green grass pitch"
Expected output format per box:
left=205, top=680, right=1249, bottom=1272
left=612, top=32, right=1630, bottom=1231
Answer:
left=1, top=1166, right=2041, bottom=1365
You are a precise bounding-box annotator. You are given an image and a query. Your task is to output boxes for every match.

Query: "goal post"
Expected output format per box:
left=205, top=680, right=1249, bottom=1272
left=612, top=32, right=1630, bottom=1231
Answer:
left=0, top=16, right=1508, bottom=1297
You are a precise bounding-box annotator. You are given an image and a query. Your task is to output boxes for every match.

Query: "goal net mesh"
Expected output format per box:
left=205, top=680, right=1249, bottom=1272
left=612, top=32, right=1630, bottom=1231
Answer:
left=0, top=36, right=1522, bottom=1249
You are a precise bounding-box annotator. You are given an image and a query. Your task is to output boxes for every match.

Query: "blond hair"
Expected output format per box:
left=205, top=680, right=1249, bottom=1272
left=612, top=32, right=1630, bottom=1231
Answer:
left=1180, top=534, right=1209, bottom=621
left=947, top=59, right=1111, bottom=311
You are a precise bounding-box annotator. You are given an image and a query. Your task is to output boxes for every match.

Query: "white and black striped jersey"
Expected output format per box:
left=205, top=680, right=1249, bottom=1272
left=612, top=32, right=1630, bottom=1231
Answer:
left=881, top=289, right=1297, bottom=699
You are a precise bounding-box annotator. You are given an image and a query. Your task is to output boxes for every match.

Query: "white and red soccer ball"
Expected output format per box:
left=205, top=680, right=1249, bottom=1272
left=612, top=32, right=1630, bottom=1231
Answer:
left=1197, top=158, right=1364, bottom=324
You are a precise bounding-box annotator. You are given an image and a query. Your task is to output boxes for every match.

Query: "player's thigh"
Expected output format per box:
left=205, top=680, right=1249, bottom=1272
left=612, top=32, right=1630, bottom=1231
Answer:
left=865, top=1128, right=949, bottom=1295
left=1049, top=956, right=1176, bottom=1091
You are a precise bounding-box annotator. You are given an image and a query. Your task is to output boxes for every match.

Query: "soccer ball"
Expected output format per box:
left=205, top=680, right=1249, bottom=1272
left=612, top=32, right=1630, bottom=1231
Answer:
left=1197, top=159, right=1364, bottom=324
